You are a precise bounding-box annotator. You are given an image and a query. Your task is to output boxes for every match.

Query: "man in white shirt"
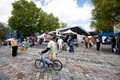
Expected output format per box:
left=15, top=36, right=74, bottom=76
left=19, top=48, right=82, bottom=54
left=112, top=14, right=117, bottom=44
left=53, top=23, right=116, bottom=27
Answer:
left=57, top=37, right=63, bottom=52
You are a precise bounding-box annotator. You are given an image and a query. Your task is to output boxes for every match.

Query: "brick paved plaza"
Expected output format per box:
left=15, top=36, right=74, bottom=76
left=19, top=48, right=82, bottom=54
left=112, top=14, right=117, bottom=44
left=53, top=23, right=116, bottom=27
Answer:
left=0, top=45, right=120, bottom=80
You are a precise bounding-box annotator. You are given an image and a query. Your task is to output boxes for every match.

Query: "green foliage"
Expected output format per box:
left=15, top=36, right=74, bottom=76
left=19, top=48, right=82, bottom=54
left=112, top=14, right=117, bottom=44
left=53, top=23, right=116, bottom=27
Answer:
left=0, top=22, right=7, bottom=38
left=91, top=0, right=120, bottom=33
left=0, top=22, right=4, bottom=29
left=8, top=0, right=60, bottom=36
left=37, top=12, right=59, bottom=33
left=60, top=21, right=67, bottom=28
left=46, top=13, right=59, bottom=31
left=0, top=29, right=6, bottom=37
left=8, top=0, right=40, bottom=36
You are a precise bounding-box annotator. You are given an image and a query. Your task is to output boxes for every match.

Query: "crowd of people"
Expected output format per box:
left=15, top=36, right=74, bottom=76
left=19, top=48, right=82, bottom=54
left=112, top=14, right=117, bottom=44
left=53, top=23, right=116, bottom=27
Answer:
left=84, top=36, right=120, bottom=54
left=3, top=32, right=120, bottom=58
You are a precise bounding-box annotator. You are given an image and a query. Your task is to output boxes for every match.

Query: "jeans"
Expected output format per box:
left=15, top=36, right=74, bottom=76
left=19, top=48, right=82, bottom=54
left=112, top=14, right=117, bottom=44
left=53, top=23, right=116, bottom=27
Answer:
left=80, top=42, right=83, bottom=47
left=69, top=45, right=74, bottom=52
left=41, top=52, right=52, bottom=64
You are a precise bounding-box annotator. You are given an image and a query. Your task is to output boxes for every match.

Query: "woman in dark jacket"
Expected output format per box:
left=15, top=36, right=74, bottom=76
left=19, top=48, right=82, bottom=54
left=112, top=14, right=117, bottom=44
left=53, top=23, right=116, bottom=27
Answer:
left=96, top=37, right=101, bottom=51
left=111, top=36, right=116, bottom=52
left=68, top=36, right=74, bottom=53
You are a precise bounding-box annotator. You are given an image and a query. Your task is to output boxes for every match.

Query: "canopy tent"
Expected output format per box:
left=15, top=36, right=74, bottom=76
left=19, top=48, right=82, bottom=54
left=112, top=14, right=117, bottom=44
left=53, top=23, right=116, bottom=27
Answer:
left=5, top=38, right=12, bottom=41
left=89, top=31, right=97, bottom=36
left=62, top=29, right=77, bottom=35
left=98, top=32, right=113, bottom=36
left=70, top=26, right=90, bottom=36
left=115, top=32, right=120, bottom=36
left=37, top=33, right=46, bottom=38
left=98, top=32, right=120, bottom=36
left=57, top=26, right=90, bottom=36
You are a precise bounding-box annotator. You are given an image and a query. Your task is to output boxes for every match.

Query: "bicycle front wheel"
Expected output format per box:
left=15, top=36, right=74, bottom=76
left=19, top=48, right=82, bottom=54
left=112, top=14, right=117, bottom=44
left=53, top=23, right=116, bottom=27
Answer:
left=34, top=59, right=45, bottom=69
left=52, top=60, right=63, bottom=71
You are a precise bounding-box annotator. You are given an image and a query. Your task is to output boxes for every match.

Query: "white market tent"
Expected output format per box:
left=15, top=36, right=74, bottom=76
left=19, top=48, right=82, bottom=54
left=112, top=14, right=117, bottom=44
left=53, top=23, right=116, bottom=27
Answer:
left=5, top=38, right=12, bottom=41
left=62, top=29, right=77, bottom=35
left=37, top=33, right=46, bottom=38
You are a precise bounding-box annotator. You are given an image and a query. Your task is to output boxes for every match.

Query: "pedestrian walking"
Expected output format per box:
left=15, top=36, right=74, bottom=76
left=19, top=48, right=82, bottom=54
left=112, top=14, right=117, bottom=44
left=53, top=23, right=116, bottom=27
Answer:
left=68, top=36, right=74, bottom=53
left=111, top=36, right=116, bottom=53
left=84, top=36, right=89, bottom=48
left=89, top=38, right=92, bottom=48
left=57, top=37, right=63, bottom=53
left=96, top=37, right=101, bottom=51
left=11, top=37, right=18, bottom=57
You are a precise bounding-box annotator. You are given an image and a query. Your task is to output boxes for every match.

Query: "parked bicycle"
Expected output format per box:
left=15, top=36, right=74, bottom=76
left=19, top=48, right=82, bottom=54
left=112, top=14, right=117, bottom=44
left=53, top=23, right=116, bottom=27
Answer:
left=34, top=52, right=63, bottom=71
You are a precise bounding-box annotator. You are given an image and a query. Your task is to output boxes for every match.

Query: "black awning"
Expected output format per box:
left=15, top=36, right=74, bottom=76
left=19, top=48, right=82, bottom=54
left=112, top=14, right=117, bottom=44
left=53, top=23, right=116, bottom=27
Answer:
left=89, top=31, right=97, bottom=36
left=70, top=26, right=89, bottom=36
left=58, top=26, right=89, bottom=36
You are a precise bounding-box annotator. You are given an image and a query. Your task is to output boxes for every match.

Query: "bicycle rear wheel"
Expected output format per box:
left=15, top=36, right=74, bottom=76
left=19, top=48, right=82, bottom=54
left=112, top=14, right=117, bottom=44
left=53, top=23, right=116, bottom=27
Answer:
left=34, top=59, right=45, bottom=69
left=52, top=60, right=63, bottom=71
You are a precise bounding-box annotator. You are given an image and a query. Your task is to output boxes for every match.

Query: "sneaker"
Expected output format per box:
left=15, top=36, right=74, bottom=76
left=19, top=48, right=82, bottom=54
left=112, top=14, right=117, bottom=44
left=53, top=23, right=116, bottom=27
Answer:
left=48, top=63, right=52, bottom=67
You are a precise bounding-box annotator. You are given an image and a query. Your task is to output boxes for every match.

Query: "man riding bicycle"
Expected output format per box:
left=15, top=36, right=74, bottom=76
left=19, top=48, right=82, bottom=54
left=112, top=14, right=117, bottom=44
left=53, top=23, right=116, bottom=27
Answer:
left=40, top=34, right=57, bottom=65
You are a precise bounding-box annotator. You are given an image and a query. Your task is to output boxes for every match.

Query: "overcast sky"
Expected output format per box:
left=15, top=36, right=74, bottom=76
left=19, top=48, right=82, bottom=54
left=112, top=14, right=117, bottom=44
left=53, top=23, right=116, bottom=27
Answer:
left=0, top=0, right=94, bottom=31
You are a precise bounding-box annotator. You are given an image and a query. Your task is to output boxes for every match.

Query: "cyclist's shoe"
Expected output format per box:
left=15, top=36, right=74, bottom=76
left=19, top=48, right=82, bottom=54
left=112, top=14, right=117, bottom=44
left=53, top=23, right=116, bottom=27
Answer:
left=48, top=63, right=52, bottom=67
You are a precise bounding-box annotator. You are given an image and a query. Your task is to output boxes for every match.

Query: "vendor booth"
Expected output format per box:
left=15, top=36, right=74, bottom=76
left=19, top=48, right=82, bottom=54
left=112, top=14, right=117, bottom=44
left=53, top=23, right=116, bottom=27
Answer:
left=98, top=32, right=120, bottom=44
left=98, top=32, right=120, bottom=54
left=98, top=32, right=113, bottom=44
left=98, top=32, right=113, bottom=36
left=62, top=29, right=77, bottom=35
left=115, top=32, right=120, bottom=36
left=62, top=29, right=77, bottom=39
left=98, top=32, right=120, bottom=36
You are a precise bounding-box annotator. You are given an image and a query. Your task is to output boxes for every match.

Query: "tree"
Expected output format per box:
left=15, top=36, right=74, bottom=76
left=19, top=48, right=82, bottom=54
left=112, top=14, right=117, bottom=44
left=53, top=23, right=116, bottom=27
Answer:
left=0, top=22, right=5, bottom=29
left=91, top=0, right=120, bottom=33
left=0, top=29, right=6, bottom=38
left=60, top=21, right=67, bottom=28
left=8, top=0, right=40, bottom=36
left=0, top=22, right=7, bottom=42
left=45, top=13, right=59, bottom=31
left=37, top=11, right=48, bottom=33
left=8, top=0, right=60, bottom=36
left=37, top=12, right=60, bottom=33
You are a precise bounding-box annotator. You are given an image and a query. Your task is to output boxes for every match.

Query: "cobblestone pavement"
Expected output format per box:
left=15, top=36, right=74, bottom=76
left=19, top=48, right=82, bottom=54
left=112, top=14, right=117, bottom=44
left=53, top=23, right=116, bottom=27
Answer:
left=0, top=45, right=120, bottom=80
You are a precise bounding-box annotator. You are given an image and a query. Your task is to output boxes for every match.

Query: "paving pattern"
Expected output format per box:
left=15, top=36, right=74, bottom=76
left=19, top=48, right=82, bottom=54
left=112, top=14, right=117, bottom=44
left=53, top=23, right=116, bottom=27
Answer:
left=0, top=45, right=120, bottom=80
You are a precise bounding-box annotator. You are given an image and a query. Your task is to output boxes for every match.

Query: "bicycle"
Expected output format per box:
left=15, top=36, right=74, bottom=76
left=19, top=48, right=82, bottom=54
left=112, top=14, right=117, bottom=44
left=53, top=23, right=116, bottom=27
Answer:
left=34, top=52, right=63, bottom=71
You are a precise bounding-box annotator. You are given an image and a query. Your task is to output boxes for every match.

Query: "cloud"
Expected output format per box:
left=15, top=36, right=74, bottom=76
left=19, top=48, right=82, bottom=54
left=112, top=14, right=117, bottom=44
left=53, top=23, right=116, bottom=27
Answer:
left=34, top=0, right=42, bottom=8
left=0, top=0, right=34, bottom=23
left=35, top=0, right=94, bottom=31
left=0, top=0, right=14, bottom=23
left=0, top=0, right=94, bottom=31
